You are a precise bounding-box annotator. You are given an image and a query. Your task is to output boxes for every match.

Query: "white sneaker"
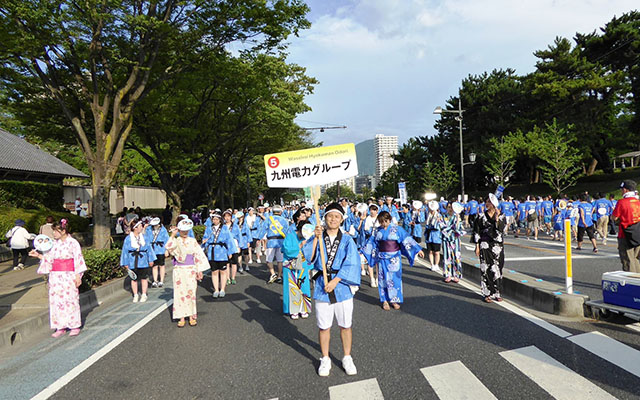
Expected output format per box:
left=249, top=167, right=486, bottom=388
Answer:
left=342, top=355, right=357, bottom=376
left=140, top=294, right=148, bottom=303
left=361, top=269, right=366, bottom=276
left=132, top=294, right=139, bottom=303
left=372, top=280, right=378, bottom=288
left=318, top=356, right=331, bottom=377
left=431, top=265, right=441, bottom=273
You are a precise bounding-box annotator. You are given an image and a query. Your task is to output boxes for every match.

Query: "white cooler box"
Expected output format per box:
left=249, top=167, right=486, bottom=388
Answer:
left=602, top=271, right=640, bottom=310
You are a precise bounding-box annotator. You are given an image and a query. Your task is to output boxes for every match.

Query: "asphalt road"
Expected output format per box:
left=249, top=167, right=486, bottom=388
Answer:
left=2, top=255, right=638, bottom=400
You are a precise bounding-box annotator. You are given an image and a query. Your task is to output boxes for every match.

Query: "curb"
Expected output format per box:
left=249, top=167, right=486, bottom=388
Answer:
left=0, top=274, right=129, bottom=350
left=460, top=260, right=589, bottom=317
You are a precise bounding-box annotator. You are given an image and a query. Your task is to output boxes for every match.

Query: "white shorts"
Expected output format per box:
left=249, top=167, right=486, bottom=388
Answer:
left=265, top=247, right=283, bottom=263
left=315, top=298, right=354, bottom=330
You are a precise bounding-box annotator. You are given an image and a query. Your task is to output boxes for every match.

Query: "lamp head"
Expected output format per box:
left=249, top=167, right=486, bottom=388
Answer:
left=433, top=106, right=443, bottom=114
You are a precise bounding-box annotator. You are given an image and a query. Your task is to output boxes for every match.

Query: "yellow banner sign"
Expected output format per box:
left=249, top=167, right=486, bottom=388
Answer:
left=264, top=143, right=358, bottom=188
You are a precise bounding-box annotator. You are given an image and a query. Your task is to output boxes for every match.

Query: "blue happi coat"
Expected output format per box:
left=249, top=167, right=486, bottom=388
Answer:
left=363, top=223, right=421, bottom=303
left=239, top=221, right=251, bottom=250
left=381, top=204, right=400, bottom=222
left=145, top=226, right=169, bottom=256
left=424, top=212, right=443, bottom=244
left=203, top=224, right=237, bottom=261
left=120, top=234, right=157, bottom=270
left=258, top=214, right=288, bottom=249
left=302, top=231, right=361, bottom=303
left=226, top=222, right=242, bottom=254
left=409, top=209, right=425, bottom=238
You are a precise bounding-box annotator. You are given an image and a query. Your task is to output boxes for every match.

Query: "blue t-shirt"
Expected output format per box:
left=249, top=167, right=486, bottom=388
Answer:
left=524, top=201, right=537, bottom=216
left=593, top=198, right=612, bottom=219
left=542, top=201, right=553, bottom=216
left=499, top=201, right=514, bottom=217
left=467, top=200, right=478, bottom=215
left=578, top=202, right=594, bottom=227
left=517, top=203, right=527, bottom=220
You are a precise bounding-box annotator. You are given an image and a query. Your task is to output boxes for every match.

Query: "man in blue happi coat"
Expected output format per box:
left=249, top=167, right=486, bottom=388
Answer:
left=304, top=202, right=361, bottom=378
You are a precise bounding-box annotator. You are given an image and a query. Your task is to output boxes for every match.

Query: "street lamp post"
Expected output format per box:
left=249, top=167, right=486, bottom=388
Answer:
left=434, top=99, right=474, bottom=198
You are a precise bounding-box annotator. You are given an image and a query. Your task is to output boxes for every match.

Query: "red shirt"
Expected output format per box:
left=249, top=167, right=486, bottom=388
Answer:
left=612, top=196, right=640, bottom=238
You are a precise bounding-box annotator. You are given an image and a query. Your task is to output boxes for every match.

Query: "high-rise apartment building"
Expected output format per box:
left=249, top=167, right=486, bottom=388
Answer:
left=374, top=134, right=398, bottom=182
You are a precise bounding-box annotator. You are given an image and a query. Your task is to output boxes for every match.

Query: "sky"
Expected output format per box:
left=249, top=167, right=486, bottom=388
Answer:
left=285, top=0, right=639, bottom=147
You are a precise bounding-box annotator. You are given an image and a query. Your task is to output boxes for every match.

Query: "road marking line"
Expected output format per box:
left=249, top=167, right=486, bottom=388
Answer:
left=454, top=278, right=573, bottom=338
left=329, top=378, right=384, bottom=400
left=31, top=299, right=173, bottom=400
left=421, top=360, right=497, bottom=400
left=504, top=255, right=617, bottom=261
left=500, top=345, right=615, bottom=400
left=504, top=242, right=565, bottom=255
left=568, top=331, right=640, bottom=379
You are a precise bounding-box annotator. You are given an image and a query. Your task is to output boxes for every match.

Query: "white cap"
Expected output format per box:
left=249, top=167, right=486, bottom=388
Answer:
left=150, top=217, right=161, bottom=226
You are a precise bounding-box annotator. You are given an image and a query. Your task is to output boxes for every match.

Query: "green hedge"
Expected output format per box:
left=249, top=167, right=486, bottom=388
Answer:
left=0, top=180, right=64, bottom=210
left=193, top=225, right=206, bottom=241
left=79, top=249, right=124, bottom=292
left=0, top=207, right=90, bottom=238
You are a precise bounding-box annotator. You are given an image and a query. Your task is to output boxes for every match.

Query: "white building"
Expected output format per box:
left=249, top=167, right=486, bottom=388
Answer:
left=374, top=134, right=398, bottom=183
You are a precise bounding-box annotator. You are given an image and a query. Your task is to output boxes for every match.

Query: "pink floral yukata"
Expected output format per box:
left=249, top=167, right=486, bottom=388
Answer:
left=37, top=237, right=87, bottom=330
left=166, top=236, right=210, bottom=319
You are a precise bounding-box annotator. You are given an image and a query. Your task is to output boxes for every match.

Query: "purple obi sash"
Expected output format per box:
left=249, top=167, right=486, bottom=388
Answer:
left=378, top=240, right=400, bottom=252
left=173, top=254, right=195, bottom=266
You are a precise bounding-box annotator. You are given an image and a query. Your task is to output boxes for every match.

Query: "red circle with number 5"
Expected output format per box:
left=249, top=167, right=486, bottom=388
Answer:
left=268, top=157, right=279, bottom=168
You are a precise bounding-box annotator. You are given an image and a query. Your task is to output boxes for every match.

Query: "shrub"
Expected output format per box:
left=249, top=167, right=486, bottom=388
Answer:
left=0, top=180, right=64, bottom=210
left=80, top=249, right=124, bottom=292
left=0, top=207, right=90, bottom=239
left=193, top=225, right=206, bottom=241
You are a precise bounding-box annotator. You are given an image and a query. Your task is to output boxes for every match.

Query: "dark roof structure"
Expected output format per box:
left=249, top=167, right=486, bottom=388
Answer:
left=0, top=128, right=89, bottom=182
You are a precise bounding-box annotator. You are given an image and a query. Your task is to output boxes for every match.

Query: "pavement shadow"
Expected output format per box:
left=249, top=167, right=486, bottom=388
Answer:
left=241, top=287, right=329, bottom=366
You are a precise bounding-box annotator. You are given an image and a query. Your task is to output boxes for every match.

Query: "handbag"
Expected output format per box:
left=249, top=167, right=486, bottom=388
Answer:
left=624, top=221, right=640, bottom=248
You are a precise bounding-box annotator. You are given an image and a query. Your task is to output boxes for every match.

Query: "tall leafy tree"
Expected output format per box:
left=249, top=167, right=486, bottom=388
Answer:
left=484, top=136, right=516, bottom=188
left=128, top=52, right=316, bottom=217
left=537, top=119, right=581, bottom=195
left=0, top=0, right=310, bottom=248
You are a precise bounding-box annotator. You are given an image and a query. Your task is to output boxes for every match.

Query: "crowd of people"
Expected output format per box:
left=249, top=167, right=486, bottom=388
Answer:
left=12, top=178, right=640, bottom=377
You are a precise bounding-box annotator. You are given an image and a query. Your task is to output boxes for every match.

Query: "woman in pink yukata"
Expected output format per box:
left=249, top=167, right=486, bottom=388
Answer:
left=30, top=219, right=87, bottom=337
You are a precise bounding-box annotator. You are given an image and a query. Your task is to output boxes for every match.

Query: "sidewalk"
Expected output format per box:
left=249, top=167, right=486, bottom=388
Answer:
left=0, top=257, right=142, bottom=350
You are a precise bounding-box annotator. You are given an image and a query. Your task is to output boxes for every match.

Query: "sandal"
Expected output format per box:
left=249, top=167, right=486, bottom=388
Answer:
left=189, top=318, right=197, bottom=326
left=177, top=319, right=186, bottom=328
left=391, top=302, right=401, bottom=310
left=483, top=296, right=493, bottom=303
left=382, top=302, right=390, bottom=311
left=444, top=277, right=452, bottom=283
left=452, top=277, right=460, bottom=283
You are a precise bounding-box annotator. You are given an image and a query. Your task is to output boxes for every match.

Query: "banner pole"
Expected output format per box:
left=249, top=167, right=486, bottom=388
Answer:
left=564, top=218, right=573, bottom=294
left=311, top=186, right=329, bottom=287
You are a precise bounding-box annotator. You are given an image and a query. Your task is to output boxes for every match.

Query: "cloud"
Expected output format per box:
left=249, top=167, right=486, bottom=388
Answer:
left=288, top=0, right=640, bottom=147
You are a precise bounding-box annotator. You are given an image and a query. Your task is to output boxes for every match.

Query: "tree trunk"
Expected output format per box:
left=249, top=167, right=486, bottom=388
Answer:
left=587, top=158, right=598, bottom=176
left=166, top=190, right=182, bottom=225
left=91, top=168, right=113, bottom=250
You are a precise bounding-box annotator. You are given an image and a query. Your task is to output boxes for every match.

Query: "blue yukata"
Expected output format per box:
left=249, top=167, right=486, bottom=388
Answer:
left=282, top=231, right=312, bottom=315
left=120, top=233, right=156, bottom=270
left=363, top=224, right=421, bottom=304
left=145, top=226, right=169, bottom=259
left=203, top=224, right=237, bottom=261
left=303, top=230, right=361, bottom=304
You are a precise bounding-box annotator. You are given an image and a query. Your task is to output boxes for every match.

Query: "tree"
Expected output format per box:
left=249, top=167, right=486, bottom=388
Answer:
left=128, top=51, right=316, bottom=218
left=321, top=184, right=355, bottom=204
left=374, top=165, right=400, bottom=199
left=484, top=136, right=516, bottom=188
left=537, top=120, right=582, bottom=194
left=424, top=154, right=459, bottom=199
left=0, top=0, right=310, bottom=248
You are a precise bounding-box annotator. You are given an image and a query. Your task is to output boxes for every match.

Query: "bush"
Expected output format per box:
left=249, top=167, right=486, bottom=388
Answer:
left=0, top=180, right=64, bottom=210
left=80, top=249, right=124, bottom=292
left=0, top=207, right=90, bottom=239
left=193, top=225, right=206, bottom=241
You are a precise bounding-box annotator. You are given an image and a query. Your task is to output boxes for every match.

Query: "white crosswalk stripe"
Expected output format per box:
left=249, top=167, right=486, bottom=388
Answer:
left=420, top=360, right=497, bottom=400
left=325, top=344, right=624, bottom=399
left=568, top=331, right=640, bottom=379
left=329, top=378, right=384, bottom=400
left=500, top=345, right=616, bottom=400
